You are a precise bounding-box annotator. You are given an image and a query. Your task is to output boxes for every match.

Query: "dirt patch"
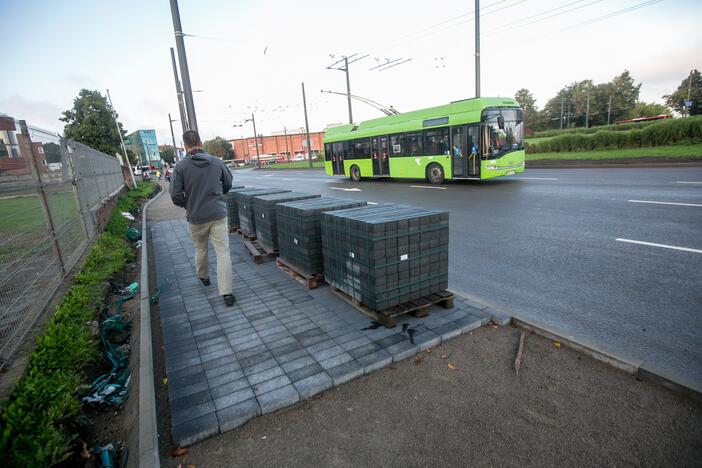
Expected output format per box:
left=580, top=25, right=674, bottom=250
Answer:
left=159, top=325, right=702, bottom=467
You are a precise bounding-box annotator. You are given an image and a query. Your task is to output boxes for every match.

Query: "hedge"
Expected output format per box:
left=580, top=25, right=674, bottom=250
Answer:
left=0, top=181, right=155, bottom=467
left=527, top=117, right=702, bottom=154
left=531, top=119, right=666, bottom=138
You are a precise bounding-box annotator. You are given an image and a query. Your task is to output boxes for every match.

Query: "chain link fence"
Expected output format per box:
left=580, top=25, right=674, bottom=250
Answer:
left=0, top=116, right=126, bottom=365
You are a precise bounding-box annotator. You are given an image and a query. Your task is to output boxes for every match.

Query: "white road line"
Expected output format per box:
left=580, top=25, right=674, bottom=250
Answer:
left=367, top=201, right=379, bottom=205
left=628, top=200, right=702, bottom=207
left=329, top=187, right=362, bottom=192
left=410, top=185, right=447, bottom=190
left=615, top=238, right=702, bottom=254
left=515, top=177, right=559, bottom=180
left=676, top=181, right=702, bottom=184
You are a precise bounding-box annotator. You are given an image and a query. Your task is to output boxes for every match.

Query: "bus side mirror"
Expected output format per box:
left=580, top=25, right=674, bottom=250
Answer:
left=497, top=115, right=505, bottom=129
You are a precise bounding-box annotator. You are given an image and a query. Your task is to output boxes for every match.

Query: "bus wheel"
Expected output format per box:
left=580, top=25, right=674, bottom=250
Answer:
left=426, top=163, right=445, bottom=185
left=350, top=165, right=361, bottom=182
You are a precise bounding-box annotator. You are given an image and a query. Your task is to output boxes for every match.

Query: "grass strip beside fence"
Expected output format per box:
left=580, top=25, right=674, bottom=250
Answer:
left=526, top=143, right=702, bottom=161
left=0, top=181, right=155, bottom=467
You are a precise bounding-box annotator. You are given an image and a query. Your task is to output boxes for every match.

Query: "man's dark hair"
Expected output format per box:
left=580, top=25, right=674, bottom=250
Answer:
left=183, top=130, right=202, bottom=147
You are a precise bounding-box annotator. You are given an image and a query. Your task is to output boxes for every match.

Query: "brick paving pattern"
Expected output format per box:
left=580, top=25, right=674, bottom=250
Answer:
left=153, top=219, right=494, bottom=446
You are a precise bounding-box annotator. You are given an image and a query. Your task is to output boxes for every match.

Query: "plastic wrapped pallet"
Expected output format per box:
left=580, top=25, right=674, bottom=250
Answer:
left=237, top=188, right=291, bottom=236
left=276, top=197, right=367, bottom=277
left=252, top=192, right=321, bottom=252
left=321, top=204, right=449, bottom=311
left=224, top=186, right=247, bottom=229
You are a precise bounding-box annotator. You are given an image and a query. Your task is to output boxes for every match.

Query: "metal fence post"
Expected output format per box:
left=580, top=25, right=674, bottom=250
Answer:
left=18, top=120, right=66, bottom=275
left=63, top=139, right=91, bottom=241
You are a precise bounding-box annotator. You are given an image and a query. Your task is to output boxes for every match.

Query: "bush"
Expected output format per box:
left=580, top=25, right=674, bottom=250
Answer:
left=528, top=116, right=702, bottom=153
left=0, top=181, right=155, bottom=467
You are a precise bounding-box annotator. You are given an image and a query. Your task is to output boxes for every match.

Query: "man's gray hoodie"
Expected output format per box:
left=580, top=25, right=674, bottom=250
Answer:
left=170, top=149, right=233, bottom=224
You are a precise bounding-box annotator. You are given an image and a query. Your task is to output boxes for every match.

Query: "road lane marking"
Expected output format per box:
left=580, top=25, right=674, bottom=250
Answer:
left=330, top=187, right=362, bottom=192
left=628, top=200, right=702, bottom=207
left=367, top=201, right=378, bottom=205
left=515, top=177, right=559, bottom=180
left=410, top=185, right=447, bottom=190
left=615, top=238, right=702, bottom=254
left=676, top=181, right=702, bottom=184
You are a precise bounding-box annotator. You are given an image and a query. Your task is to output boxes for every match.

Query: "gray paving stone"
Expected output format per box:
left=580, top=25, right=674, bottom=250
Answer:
left=200, top=347, right=234, bottom=363
left=204, top=361, right=241, bottom=379
left=171, top=413, right=219, bottom=447
left=311, top=344, right=346, bottom=362
left=327, top=360, right=364, bottom=386
left=247, top=365, right=285, bottom=386
left=217, top=398, right=261, bottom=433
left=281, top=355, right=316, bottom=373
left=207, top=369, right=246, bottom=389
left=305, top=339, right=336, bottom=354
left=171, top=400, right=216, bottom=426
left=413, top=330, right=441, bottom=351
left=451, top=314, right=484, bottom=333
left=484, top=307, right=511, bottom=326
left=232, top=338, right=265, bottom=353
left=243, top=358, right=279, bottom=376
left=166, top=355, right=202, bottom=374
left=356, top=349, right=393, bottom=374
left=239, top=351, right=274, bottom=369
left=336, top=333, right=368, bottom=347
left=257, top=385, right=300, bottom=415
left=374, top=333, right=407, bottom=349
left=293, top=372, right=332, bottom=400
left=433, top=321, right=464, bottom=341
left=235, top=343, right=268, bottom=361
left=287, top=362, right=324, bottom=383
left=210, top=377, right=250, bottom=399
left=317, top=352, right=353, bottom=370
left=203, top=355, right=238, bottom=371
left=268, top=341, right=302, bottom=357
left=213, top=387, right=256, bottom=411
left=385, top=340, right=419, bottom=363
left=275, top=348, right=309, bottom=365
left=168, top=379, right=209, bottom=401
left=170, top=369, right=206, bottom=389
left=348, top=342, right=381, bottom=360
left=251, top=374, right=292, bottom=396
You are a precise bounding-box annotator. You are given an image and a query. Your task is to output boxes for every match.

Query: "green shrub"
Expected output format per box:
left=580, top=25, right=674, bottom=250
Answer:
left=528, top=116, right=702, bottom=153
left=0, top=181, right=156, bottom=467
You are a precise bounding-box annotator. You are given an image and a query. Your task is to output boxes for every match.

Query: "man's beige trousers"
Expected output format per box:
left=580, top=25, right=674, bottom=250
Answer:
left=188, top=217, right=233, bottom=295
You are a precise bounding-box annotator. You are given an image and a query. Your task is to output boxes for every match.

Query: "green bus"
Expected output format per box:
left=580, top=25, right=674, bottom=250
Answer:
left=323, top=97, right=525, bottom=184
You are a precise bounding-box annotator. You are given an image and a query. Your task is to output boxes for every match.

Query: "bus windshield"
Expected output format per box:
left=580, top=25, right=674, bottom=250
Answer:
left=482, top=108, right=523, bottom=159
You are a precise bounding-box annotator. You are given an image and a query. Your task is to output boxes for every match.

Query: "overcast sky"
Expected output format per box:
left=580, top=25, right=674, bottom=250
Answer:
left=1, top=0, right=700, bottom=146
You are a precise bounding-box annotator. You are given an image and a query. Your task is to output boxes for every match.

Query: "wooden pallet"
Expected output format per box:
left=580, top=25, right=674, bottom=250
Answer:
left=276, top=257, right=323, bottom=289
left=329, top=286, right=454, bottom=328
left=243, top=239, right=277, bottom=264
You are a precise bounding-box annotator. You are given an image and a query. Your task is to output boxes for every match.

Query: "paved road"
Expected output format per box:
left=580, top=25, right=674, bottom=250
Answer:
left=231, top=167, right=702, bottom=383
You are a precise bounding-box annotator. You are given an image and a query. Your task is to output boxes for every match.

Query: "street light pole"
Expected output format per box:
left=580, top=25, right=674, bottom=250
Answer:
left=475, top=0, right=481, bottom=98
left=585, top=90, right=590, bottom=128
left=302, top=82, right=313, bottom=169
left=284, top=126, right=290, bottom=163
left=169, top=0, right=198, bottom=132
left=251, top=113, right=261, bottom=168
left=344, top=57, right=353, bottom=124
left=105, top=89, right=137, bottom=187
left=686, top=69, right=693, bottom=117
left=607, top=95, right=612, bottom=125
left=560, top=95, right=564, bottom=130
left=168, top=113, right=178, bottom=161
left=170, top=47, right=188, bottom=134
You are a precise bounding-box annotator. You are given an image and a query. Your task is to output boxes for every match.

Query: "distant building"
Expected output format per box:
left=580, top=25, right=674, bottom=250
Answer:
left=228, top=129, right=324, bottom=163
left=0, top=115, right=48, bottom=175
left=125, top=130, right=160, bottom=166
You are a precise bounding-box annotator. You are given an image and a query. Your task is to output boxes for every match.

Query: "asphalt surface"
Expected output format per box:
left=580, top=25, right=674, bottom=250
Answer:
left=231, top=167, right=702, bottom=383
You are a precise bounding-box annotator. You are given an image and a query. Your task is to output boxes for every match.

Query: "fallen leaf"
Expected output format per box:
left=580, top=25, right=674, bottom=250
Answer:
left=553, top=341, right=561, bottom=348
left=187, top=465, right=196, bottom=468
left=414, top=355, right=423, bottom=365
left=171, top=447, right=189, bottom=457
left=261, top=436, right=267, bottom=440
left=426, top=348, right=432, bottom=353
left=162, top=378, right=168, bottom=385
left=441, top=354, right=448, bottom=359
left=447, top=363, right=456, bottom=370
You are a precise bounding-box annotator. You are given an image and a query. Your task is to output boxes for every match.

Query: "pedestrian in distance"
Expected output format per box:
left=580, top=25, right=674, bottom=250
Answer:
left=170, top=130, right=236, bottom=306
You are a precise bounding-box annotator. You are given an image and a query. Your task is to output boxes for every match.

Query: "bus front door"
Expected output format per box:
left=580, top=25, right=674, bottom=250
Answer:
left=332, top=142, right=345, bottom=175
left=466, top=125, right=480, bottom=177
left=451, top=125, right=480, bottom=178
left=371, top=136, right=389, bottom=176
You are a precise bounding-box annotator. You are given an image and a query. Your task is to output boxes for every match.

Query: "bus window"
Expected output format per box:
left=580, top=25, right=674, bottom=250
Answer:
left=406, top=132, right=423, bottom=156
left=352, top=138, right=371, bottom=158
left=324, top=143, right=332, bottom=161
left=390, top=133, right=405, bottom=157
left=482, top=108, right=523, bottom=159
left=425, top=128, right=449, bottom=155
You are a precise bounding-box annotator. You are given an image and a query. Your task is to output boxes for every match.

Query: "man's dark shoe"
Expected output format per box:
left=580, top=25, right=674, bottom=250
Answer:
left=199, top=277, right=211, bottom=286
left=223, top=294, right=235, bottom=306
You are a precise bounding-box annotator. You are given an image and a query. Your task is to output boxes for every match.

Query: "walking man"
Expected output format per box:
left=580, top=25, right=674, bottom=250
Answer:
left=170, top=130, right=236, bottom=306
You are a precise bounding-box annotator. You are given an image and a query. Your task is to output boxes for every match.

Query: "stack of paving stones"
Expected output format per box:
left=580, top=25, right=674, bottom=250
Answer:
left=152, top=218, right=496, bottom=446
left=237, top=189, right=291, bottom=237
left=276, top=197, right=367, bottom=276
left=223, top=186, right=247, bottom=229
left=252, top=192, right=321, bottom=252
left=321, top=204, right=449, bottom=311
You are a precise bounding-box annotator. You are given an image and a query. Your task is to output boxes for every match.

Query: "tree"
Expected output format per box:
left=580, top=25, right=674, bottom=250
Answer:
left=60, top=89, right=127, bottom=157
left=126, top=149, right=138, bottom=166
left=160, top=146, right=176, bottom=165
left=628, top=101, right=671, bottom=119
left=514, top=88, right=538, bottom=132
left=203, top=137, right=232, bottom=159
left=664, top=69, right=702, bottom=116
left=43, top=142, right=62, bottom=164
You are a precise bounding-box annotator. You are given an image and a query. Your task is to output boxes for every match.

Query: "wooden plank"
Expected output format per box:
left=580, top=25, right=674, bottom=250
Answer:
left=276, top=257, right=323, bottom=289
left=243, top=239, right=262, bottom=264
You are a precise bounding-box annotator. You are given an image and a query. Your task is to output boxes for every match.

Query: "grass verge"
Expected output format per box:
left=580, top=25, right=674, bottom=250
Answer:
left=259, top=160, right=325, bottom=169
left=0, top=181, right=156, bottom=467
left=526, top=143, right=702, bottom=161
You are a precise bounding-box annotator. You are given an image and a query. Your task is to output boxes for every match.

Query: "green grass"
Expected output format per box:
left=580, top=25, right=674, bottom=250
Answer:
left=525, top=136, right=553, bottom=146
left=526, top=143, right=702, bottom=161
left=260, top=160, right=325, bottom=169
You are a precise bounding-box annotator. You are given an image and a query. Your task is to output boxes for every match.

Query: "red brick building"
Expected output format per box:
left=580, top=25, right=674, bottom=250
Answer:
left=228, top=130, right=324, bottom=163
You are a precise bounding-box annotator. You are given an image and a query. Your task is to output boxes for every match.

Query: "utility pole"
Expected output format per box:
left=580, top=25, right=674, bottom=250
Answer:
left=302, top=82, right=313, bottom=169
left=105, top=89, right=137, bottom=187
left=251, top=113, right=261, bottom=168
left=169, top=0, right=198, bottom=132
left=566, top=101, right=571, bottom=127
left=686, top=69, right=693, bottom=117
left=585, top=91, right=590, bottom=128
left=475, top=0, right=481, bottom=98
left=284, top=126, right=290, bottom=163
left=560, top=95, right=564, bottom=130
left=344, top=57, right=353, bottom=124
left=168, top=113, right=178, bottom=161
left=607, top=95, right=612, bottom=125
left=170, top=47, right=188, bottom=135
